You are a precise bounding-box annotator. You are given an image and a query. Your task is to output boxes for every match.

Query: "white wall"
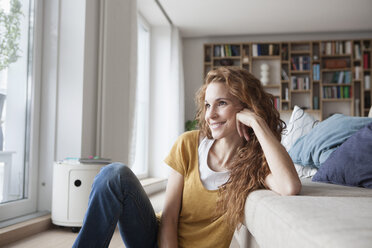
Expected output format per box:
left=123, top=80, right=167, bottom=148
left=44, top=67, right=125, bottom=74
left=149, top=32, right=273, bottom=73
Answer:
left=183, top=32, right=372, bottom=123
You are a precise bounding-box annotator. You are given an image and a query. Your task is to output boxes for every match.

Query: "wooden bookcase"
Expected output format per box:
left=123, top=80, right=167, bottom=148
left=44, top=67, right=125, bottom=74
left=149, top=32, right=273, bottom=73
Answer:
left=203, top=39, right=372, bottom=120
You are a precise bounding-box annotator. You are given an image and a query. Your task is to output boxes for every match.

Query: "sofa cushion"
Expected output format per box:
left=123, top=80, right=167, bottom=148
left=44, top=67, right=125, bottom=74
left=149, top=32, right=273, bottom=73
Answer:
left=244, top=178, right=372, bottom=248
left=312, top=121, right=372, bottom=188
left=281, top=105, right=318, bottom=152
left=289, top=114, right=372, bottom=168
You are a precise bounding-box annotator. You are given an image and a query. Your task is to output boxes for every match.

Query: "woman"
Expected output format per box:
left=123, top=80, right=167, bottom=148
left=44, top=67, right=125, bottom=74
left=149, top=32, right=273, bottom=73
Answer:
left=73, top=67, right=301, bottom=248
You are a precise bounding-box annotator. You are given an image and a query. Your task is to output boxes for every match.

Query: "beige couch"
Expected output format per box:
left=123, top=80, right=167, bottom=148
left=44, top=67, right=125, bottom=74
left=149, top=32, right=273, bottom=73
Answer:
left=237, top=178, right=372, bottom=248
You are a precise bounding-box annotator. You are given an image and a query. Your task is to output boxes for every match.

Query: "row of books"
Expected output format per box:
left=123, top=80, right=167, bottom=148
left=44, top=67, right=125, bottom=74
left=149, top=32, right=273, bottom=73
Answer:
left=330, top=71, right=352, bottom=84
left=213, top=45, right=240, bottom=57
left=313, top=64, right=320, bottom=81
left=321, top=41, right=352, bottom=55
left=291, top=76, right=310, bottom=90
left=323, top=86, right=352, bottom=99
left=291, top=56, right=311, bottom=71
left=252, top=44, right=280, bottom=57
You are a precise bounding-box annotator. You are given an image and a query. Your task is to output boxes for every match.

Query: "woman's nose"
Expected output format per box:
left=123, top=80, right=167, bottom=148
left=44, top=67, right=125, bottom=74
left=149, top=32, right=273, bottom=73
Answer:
left=207, top=105, right=218, bottom=119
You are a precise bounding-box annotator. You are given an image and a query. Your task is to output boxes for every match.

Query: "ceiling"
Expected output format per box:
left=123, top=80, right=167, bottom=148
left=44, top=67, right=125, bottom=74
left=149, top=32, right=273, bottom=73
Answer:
left=138, top=0, right=372, bottom=38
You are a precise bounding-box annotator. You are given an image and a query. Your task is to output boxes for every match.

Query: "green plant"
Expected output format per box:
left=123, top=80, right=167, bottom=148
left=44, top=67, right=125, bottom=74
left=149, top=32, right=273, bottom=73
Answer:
left=185, top=119, right=198, bottom=131
left=0, top=0, right=22, bottom=71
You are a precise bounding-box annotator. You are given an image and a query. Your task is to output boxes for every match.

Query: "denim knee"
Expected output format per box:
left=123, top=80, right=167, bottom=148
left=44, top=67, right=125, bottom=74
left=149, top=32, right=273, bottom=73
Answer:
left=98, top=162, right=132, bottom=181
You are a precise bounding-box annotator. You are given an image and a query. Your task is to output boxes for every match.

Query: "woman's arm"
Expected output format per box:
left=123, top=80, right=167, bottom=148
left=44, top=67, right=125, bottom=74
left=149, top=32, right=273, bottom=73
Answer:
left=236, top=109, right=301, bottom=196
left=158, top=167, right=184, bottom=247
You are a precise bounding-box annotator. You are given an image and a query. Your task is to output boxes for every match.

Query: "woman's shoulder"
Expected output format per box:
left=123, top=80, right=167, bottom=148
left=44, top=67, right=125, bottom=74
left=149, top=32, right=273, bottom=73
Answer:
left=178, top=130, right=200, bottom=142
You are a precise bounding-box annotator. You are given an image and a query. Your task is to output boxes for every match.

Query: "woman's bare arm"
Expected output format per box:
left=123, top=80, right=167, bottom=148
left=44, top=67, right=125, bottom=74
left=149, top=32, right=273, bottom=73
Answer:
left=158, top=168, right=184, bottom=247
left=237, top=109, right=301, bottom=195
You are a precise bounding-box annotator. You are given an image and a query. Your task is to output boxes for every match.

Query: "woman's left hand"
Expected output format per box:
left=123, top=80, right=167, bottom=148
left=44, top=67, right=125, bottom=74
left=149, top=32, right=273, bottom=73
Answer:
left=236, top=108, right=263, bottom=141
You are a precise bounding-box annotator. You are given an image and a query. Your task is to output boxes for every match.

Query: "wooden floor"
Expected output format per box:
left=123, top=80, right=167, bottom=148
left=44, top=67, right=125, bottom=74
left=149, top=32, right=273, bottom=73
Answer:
left=2, top=190, right=240, bottom=248
left=4, top=226, right=240, bottom=248
left=3, top=226, right=125, bottom=248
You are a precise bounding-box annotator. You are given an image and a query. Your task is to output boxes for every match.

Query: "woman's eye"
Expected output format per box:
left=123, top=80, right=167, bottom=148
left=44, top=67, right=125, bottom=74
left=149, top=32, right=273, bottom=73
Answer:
left=205, top=103, right=210, bottom=109
left=218, top=101, right=227, bottom=106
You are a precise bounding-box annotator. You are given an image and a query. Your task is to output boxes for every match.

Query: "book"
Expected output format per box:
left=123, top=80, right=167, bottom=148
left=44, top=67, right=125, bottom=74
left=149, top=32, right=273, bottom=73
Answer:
left=252, top=44, right=258, bottom=57
left=338, top=71, right=344, bottom=84
left=364, top=53, right=369, bottom=69
left=354, top=43, right=361, bottom=59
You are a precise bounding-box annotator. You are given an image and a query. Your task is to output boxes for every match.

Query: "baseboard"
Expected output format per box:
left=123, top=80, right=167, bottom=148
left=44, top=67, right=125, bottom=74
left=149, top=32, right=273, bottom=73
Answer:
left=0, top=214, right=52, bottom=247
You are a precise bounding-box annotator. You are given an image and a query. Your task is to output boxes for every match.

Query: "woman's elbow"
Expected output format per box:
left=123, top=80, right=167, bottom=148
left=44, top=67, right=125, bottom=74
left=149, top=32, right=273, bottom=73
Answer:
left=282, top=180, right=302, bottom=196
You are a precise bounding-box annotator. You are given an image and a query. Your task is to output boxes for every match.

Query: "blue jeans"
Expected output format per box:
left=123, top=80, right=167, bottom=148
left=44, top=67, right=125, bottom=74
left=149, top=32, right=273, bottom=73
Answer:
left=72, top=163, right=159, bottom=248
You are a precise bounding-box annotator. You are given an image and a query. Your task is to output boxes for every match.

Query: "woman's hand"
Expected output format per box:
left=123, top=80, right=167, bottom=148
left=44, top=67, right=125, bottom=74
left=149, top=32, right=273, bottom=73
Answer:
left=236, top=108, right=263, bottom=141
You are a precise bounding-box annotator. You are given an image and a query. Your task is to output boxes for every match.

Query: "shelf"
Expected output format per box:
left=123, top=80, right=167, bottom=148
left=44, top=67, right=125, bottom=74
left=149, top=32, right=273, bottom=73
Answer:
left=290, top=50, right=311, bottom=54
left=291, top=90, right=311, bottom=93
left=322, top=83, right=352, bottom=86
left=321, top=54, right=352, bottom=58
left=213, top=56, right=241, bottom=60
left=204, top=39, right=372, bottom=118
left=321, top=68, right=351, bottom=72
left=291, top=70, right=311, bottom=74
left=252, top=56, right=281, bottom=60
left=322, top=98, right=353, bottom=102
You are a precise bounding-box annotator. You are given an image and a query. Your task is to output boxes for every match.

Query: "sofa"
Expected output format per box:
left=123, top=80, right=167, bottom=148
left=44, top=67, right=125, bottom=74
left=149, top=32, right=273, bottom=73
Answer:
left=239, top=178, right=372, bottom=248
left=236, top=106, right=372, bottom=248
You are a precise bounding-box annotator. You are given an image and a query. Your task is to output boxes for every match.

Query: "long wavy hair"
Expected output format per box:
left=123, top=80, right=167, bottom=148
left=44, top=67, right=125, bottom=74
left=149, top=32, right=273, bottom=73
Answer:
left=195, top=67, right=285, bottom=229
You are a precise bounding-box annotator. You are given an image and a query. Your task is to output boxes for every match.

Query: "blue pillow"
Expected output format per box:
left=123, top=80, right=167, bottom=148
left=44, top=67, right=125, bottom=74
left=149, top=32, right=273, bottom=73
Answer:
left=312, top=121, right=372, bottom=188
left=289, top=114, right=372, bottom=168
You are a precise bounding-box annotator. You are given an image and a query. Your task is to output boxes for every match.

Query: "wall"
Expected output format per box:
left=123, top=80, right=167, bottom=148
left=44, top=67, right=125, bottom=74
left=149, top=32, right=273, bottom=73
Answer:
left=183, top=32, right=372, bottom=123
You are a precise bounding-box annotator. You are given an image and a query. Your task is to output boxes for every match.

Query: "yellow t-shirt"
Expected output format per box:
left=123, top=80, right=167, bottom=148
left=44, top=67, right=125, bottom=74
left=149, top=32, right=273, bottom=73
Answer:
left=164, top=130, right=234, bottom=248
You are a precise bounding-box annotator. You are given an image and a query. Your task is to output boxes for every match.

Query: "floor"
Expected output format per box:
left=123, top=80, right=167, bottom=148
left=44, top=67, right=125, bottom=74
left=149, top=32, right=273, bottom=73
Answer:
left=3, top=191, right=240, bottom=247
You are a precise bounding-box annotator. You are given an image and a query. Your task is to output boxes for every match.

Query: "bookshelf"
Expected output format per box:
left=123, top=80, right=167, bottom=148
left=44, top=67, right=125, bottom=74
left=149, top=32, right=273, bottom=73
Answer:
left=203, top=39, right=372, bottom=120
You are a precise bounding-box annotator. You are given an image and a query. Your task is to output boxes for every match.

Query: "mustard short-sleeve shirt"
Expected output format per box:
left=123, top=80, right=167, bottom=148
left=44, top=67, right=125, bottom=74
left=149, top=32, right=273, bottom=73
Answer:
left=164, top=130, right=234, bottom=248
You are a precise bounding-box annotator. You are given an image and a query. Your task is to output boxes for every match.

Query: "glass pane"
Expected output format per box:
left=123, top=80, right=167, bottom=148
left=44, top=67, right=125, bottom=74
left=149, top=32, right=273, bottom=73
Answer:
left=0, top=0, right=33, bottom=203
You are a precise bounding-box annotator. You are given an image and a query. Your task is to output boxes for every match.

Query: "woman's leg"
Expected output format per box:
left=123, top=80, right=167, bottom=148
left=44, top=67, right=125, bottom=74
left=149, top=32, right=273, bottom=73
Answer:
left=72, top=163, right=158, bottom=248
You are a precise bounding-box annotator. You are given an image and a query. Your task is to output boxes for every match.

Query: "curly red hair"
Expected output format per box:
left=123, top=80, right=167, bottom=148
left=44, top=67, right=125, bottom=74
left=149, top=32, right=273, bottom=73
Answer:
left=195, top=67, right=285, bottom=229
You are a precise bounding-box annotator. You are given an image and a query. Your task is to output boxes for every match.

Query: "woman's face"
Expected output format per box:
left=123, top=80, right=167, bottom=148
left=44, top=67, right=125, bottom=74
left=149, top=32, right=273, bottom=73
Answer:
left=204, top=82, right=242, bottom=140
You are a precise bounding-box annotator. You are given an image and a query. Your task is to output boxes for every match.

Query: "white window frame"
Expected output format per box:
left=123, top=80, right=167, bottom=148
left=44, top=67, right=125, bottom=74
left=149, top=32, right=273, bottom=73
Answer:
left=0, top=0, right=41, bottom=222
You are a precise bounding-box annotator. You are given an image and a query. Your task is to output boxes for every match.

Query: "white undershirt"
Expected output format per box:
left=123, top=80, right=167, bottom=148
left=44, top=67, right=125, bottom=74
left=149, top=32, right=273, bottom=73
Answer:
left=198, top=137, right=230, bottom=190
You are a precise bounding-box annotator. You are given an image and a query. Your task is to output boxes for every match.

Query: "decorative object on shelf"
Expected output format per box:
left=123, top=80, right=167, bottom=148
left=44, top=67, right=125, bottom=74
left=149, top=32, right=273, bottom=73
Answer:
left=260, top=63, right=269, bottom=85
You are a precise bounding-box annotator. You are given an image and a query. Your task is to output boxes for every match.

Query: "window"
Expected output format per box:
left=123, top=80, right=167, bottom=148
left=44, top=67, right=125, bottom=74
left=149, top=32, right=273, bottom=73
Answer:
left=0, top=0, right=38, bottom=221
left=131, top=14, right=150, bottom=178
